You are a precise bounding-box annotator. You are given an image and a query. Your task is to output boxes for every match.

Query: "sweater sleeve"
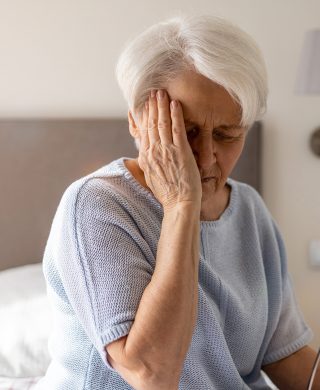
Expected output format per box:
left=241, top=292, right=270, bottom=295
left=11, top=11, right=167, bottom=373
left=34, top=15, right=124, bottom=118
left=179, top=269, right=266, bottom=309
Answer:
left=47, top=178, right=154, bottom=371
left=262, top=219, right=314, bottom=365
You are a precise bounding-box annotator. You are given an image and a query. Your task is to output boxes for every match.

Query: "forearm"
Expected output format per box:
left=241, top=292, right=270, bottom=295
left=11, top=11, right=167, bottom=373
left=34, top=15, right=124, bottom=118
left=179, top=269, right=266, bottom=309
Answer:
left=263, top=346, right=320, bottom=389
left=124, top=203, right=200, bottom=388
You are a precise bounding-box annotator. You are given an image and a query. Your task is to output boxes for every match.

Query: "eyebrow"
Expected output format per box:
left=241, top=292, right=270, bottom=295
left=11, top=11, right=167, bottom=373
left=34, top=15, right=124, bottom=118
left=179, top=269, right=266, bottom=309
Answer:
left=184, top=119, right=242, bottom=130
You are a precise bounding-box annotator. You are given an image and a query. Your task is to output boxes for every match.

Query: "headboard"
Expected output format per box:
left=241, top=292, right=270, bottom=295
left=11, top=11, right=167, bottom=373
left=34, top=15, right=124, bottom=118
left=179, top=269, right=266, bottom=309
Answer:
left=0, top=119, right=262, bottom=271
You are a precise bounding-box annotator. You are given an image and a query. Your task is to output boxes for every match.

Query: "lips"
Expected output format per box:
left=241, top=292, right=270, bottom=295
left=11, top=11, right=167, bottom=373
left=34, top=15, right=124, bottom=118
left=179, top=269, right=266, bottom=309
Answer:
left=201, top=176, right=216, bottom=182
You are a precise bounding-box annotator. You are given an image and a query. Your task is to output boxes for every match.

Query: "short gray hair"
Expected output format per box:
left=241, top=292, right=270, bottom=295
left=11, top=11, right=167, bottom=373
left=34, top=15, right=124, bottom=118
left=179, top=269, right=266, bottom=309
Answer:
left=115, top=14, right=268, bottom=133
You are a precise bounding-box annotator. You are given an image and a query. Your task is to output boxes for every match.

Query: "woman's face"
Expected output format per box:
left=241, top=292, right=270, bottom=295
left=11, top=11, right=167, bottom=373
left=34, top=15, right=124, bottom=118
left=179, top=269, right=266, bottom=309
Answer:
left=130, top=69, right=248, bottom=218
left=165, top=70, right=247, bottom=202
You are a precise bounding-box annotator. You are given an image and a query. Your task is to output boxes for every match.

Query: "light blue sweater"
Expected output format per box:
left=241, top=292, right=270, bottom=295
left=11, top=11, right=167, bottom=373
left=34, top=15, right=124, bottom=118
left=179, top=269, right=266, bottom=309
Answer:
left=37, top=157, right=313, bottom=389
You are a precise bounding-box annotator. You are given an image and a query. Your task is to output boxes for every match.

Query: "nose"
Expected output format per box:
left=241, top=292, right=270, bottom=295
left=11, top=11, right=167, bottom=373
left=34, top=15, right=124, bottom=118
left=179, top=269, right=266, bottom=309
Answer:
left=191, top=135, right=217, bottom=173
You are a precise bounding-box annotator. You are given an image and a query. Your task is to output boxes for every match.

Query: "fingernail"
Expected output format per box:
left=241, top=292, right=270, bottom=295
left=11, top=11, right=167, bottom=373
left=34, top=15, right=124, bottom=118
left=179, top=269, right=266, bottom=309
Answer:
left=157, top=90, right=164, bottom=100
left=150, top=90, right=156, bottom=98
left=145, top=101, right=149, bottom=110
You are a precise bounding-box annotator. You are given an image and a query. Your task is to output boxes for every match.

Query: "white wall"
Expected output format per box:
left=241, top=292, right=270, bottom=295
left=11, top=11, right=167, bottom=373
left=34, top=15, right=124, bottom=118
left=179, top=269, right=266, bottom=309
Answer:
left=1, top=0, right=319, bottom=349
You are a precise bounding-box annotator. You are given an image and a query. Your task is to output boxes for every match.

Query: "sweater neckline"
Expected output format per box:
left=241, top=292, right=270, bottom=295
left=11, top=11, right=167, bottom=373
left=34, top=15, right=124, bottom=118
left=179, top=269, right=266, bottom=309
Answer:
left=113, top=157, right=237, bottom=227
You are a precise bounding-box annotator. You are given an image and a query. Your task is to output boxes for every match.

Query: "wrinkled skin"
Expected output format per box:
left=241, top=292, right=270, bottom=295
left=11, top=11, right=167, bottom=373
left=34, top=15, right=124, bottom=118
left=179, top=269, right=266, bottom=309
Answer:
left=127, top=70, right=247, bottom=221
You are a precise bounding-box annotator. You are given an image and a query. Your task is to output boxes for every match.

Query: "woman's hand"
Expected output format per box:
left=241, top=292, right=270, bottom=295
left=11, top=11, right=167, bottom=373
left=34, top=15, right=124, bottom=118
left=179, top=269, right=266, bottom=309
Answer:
left=137, top=89, right=202, bottom=211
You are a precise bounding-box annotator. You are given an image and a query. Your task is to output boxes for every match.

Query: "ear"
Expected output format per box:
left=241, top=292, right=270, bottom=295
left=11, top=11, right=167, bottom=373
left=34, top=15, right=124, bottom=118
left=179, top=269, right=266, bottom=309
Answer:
left=128, top=110, right=140, bottom=138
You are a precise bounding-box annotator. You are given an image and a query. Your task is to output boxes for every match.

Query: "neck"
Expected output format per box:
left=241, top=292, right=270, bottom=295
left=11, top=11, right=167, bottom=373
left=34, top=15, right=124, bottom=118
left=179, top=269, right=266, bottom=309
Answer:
left=200, top=186, right=230, bottom=221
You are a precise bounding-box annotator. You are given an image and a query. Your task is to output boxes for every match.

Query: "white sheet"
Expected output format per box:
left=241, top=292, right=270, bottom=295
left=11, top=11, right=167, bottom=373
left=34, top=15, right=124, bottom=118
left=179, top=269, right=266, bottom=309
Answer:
left=0, top=263, right=52, bottom=377
left=0, top=376, right=42, bottom=390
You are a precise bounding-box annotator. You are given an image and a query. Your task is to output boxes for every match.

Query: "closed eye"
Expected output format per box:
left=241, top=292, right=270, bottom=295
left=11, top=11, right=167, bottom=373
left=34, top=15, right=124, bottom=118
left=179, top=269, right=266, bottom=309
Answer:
left=186, top=128, right=198, bottom=137
left=187, top=127, right=243, bottom=142
left=213, top=132, right=241, bottom=141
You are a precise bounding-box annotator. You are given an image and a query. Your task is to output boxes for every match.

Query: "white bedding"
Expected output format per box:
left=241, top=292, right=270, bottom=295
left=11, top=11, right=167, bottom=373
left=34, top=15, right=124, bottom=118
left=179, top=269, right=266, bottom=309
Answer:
left=0, top=376, right=42, bottom=390
left=0, top=263, right=52, bottom=378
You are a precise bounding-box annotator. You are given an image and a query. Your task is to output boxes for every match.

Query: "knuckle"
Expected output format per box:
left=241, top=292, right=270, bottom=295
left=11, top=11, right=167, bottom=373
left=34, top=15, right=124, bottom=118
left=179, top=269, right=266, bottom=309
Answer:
left=158, top=119, right=170, bottom=129
left=171, top=125, right=180, bottom=134
left=148, top=118, right=157, bottom=128
left=148, top=144, right=160, bottom=157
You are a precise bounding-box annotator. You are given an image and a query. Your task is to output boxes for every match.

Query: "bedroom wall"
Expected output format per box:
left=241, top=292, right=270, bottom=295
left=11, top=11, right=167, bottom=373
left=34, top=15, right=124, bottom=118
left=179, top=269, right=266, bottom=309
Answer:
left=1, top=0, right=319, bottom=349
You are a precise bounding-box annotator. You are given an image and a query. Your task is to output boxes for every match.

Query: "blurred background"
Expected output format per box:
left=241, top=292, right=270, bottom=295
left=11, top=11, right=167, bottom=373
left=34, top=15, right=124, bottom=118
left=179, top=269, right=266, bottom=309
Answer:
left=0, top=0, right=319, bottom=352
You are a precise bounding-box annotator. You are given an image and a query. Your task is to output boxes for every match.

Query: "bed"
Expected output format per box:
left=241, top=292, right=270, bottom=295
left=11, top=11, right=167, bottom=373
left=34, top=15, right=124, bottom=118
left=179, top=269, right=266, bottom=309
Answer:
left=0, top=119, right=277, bottom=388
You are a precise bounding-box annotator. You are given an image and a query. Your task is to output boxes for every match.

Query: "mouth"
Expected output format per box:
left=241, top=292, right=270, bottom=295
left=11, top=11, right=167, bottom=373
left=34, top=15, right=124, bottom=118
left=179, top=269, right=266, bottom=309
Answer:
left=201, top=176, right=216, bottom=183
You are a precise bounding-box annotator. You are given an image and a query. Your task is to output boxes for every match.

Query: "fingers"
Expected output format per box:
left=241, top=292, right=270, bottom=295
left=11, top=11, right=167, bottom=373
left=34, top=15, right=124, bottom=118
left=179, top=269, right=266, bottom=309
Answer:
left=141, top=89, right=187, bottom=150
left=156, top=90, right=173, bottom=145
left=139, top=101, right=150, bottom=151
left=148, top=91, right=160, bottom=144
left=170, top=100, right=188, bottom=148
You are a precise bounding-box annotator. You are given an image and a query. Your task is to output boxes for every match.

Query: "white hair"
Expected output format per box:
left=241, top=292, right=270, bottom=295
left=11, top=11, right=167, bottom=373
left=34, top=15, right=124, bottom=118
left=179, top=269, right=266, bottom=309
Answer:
left=115, top=15, right=268, bottom=149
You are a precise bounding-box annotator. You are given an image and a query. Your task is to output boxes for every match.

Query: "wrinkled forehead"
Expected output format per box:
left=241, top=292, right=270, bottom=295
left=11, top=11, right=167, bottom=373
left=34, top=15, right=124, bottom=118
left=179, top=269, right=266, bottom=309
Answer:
left=166, top=70, right=242, bottom=128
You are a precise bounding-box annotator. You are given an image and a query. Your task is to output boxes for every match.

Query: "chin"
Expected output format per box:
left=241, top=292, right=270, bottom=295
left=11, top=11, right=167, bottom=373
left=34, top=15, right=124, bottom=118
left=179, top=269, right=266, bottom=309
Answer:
left=201, top=179, right=225, bottom=199
left=201, top=188, right=216, bottom=203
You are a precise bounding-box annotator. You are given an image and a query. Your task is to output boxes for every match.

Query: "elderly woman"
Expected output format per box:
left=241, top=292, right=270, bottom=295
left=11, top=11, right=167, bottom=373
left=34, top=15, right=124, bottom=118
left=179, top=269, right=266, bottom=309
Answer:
left=38, top=15, right=318, bottom=390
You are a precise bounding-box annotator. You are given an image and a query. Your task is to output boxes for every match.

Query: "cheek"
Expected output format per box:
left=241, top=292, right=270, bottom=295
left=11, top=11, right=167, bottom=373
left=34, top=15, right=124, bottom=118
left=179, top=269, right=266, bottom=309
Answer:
left=218, top=142, right=245, bottom=175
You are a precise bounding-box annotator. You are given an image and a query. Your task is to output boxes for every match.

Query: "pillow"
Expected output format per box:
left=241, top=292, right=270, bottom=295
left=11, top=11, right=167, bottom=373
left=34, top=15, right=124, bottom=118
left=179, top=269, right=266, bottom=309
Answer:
left=0, top=263, right=52, bottom=377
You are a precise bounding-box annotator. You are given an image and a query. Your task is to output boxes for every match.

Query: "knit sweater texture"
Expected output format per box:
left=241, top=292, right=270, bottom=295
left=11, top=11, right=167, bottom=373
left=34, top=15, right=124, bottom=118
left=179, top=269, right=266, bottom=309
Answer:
left=37, top=157, right=313, bottom=390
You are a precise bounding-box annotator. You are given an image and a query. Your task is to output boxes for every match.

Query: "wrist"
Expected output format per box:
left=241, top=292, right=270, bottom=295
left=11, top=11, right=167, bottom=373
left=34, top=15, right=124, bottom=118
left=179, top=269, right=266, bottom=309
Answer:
left=163, top=201, right=201, bottom=219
